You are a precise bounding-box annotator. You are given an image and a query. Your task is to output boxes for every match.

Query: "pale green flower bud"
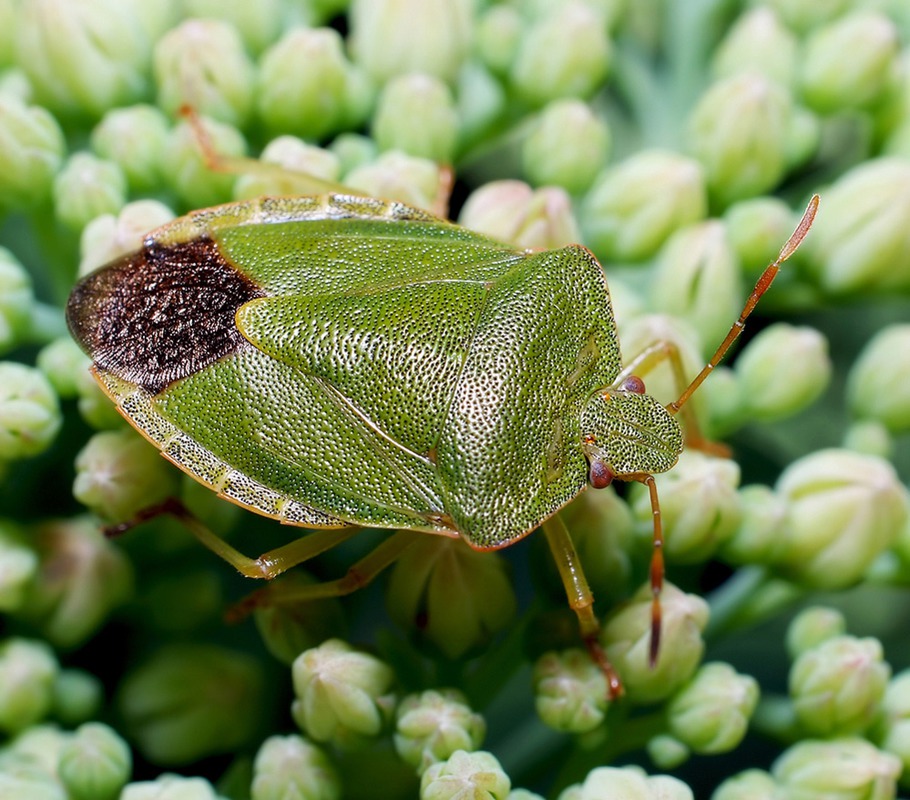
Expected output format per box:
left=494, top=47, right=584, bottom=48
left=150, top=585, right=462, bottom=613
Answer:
left=0, top=638, right=58, bottom=734
left=121, top=775, right=224, bottom=800
left=734, top=323, right=831, bottom=421
left=688, top=73, right=797, bottom=207
left=533, top=649, right=608, bottom=734
left=420, top=750, right=510, bottom=800
left=37, top=338, right=89, bottom=400
left=0, top=521, right=38, bottom=612
left=0, top=362, right=61, bottom=459
left=53, top=153, right=127, bottom=233
left=1, top=723, right=70, bottom=776
left=16, top=0, right=151, bottom=116
left=385, top=536, right=516, bottom=659
left=119, top=644, right=263, bottom=764
left=164, top=116, right=247, bottom=209
left=803, top=158, right=910, bottom=293
left=329, top=133, right=377, bottom=176
left=476, top=6, right=523, bottom=77
left=344, top=151, right=443, bottom=214
left=349, top=0, right=472, bottom=85
left=181, top=0, right=285, bottom=54
left=73, top=428, right=178, bottom=523
left=0, top=764, right=66, bottom=800
left=0, top=0, right=18, bottom=68
left=843, top=420, right=893, bottom=460
left=723, top=196, right=797, bottom=277
left=291, top=639, right=395, bottom=747
left=23, top=517, right=133, bottom=648
left=758, top=0, right=855, bottom=34
left=90, top=105, right=170, bottom=193
left=373, top=74, right=459, bottom=162
left=395, top=689, right=486, bottom=774
left=712, top=8, right=798, bottom=88
left=667, top=662, right=759, bottom=753
left=786, top=606, right=846, bottom=659
left=51, top=669, right=103, bottom=726
left=0, top=248, right=33, bottom=355
left=510, top=3, right=610, bottom=106
left=506, top=791, right=545, bottom=800
left=74, top=366, right=124, bottom=430
left=258, top=27, right=370, bottom=142
left=790, top=635, right=890, bottom=736
left=721, top=485, right=787, bottom=565
left=155, top=19, right=255, bottom=128
left=458, top=181, right=580, bottom=250
left=872, top=670, right=910, bottom=778
left=651, top=220, right=743, bottom=350
left=0, top=95, right=65, bottom=208
left=78, top=199, right=176, bottom=277
left=582, top=150, right=707, bottom=262
left=645, top=734, right=689, bottom=770
left=523, top=100, right=611, bottom=194
left=234, top=137, right=341, bottom=201
left=58, top=722, right=131, bottom=800
left=800, top=12, right=899, bottom=113
left=0, top=68, right=33, bottom=103
left=848, top=325, right=910, bottom=433
left=603, top=582, right=709, bottom=704
left=456, top=62, right=506, bottom=150
left=558, top=765, right=693, bottom=800
left=772, top=738, right=901, bottom=800
left=632, top=451, right=741, bottom=564
left=251, top=735, right=340, bottom=800
left=773, top=449, right=909, bottom=589
left=710, top=769, right=777, bottom=800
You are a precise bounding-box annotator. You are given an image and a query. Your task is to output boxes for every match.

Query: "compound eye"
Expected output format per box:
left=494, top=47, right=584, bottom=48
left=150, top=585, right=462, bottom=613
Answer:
left=588, top=458, right=614, bottom=489
left=619, top=375, right=646, bottom=394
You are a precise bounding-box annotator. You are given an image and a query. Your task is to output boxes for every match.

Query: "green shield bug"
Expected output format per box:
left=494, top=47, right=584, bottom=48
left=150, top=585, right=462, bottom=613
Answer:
left=66, top=190, right=818, bottom=697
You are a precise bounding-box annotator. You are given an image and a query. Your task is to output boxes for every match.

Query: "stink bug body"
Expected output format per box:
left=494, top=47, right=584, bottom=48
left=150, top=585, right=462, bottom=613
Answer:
left=67, top=191, right=818, bottom=696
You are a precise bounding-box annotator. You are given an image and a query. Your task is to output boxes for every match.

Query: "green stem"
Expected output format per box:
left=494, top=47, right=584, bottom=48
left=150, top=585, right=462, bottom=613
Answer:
left=705, top=566, right=805, bottom=642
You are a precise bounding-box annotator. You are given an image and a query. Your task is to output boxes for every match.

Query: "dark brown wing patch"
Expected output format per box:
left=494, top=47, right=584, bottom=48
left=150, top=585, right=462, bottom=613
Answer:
left=67, top=237, right=265, bottom=394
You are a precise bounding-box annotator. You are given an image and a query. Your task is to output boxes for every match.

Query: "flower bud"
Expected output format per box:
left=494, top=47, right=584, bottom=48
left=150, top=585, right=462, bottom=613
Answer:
left=0, top=247, right=33, bottom=355
left=603, top=582, right=709, bottom=704
left=772, top=738, right=901, bottom=800
left=251, top=735, right=340, bottom=800
left=78, top=199, right=176, bottom=277
left=710, top=769, right=777, bottom=800
left=0, top=638, right=58, bottom=734
left=118, top=644, right=263, bottom=764
left=344, top=151, right=444, bottom=214
left=721, top=485, right=787, bottom=566
left=372, top=74, right=459, bottom=163
left=53, top=153, right=127, bottom=233
left=645, top=734, right=690, bottom=770
left=330, top=133, right=377, bottom=176
left=180, top=0, right=284, bottom=55
left=800, top=12, right=899, bottom=113
left=58, top=722, right=131, bottom=800
left=843, top=420, right=893, bottom=460
left=258, top=27, right=370, bottom=142
left=234, top=137, right=341, bottom=201
left=632, top=451, right=741, bottom=564
left=0, top=362, right=61, bottom=460
left=507, top=791, right=544, bottom=800
left=522, top=99, right=610, bottom=194
left=510, top=3, right=610, bottom=106
left=90, top=105, right=169, bottom=193
left=581, top=150, right=707, bottom=262
left=0, top=763, right=66, bottom=800
left=723, top=196, right=798, bottom=278
left=395, top=689, right=486, bottom=774
left=163, top=116, right=247, bottom=209
left=291, top=639, right=395, bottom=748
left=558, top=765, right=694, bottom=800
left=785, top=606, right=846, bottom=659
left=0, top=520, right=38, bottom=612
left=16, top=0, right=151, bottom=117
left=37, top=338, right=89, bottom=400
left=667, top=662, right=759, bottom=753
left=872, top=669, right=910, bottom=777
left=790, top=635, right=890, bottom=736
left=712, top=8, right=798, bottom=88
left=773, top=449, right=909, bottom=589
left=0, top=95, right=65, bottom=209
left=2, top=722, right=70, bottom=774
left=758, top=0, right=854, bottom=34
left=73, top=429, right=178, bottom=523
left=74, top=366, right=124, bottom=430
left=533, top=649, right=608, bottom=734
left=121, top=775, right=222, bottom=800
left=734, top=323, right=831, bottom=421
left=651, top=220, right=743, bottom=350
left=458, top=181, right=580, bottom=250
left=848, top=325, right=910, bottom=433
left=456, top=62, right=506, bottom=150
left=420, top=750, right=510, bottom=800
left=385, top=536, right=516, bottom=660
left=476, top=6, right=523, bottom=77
left=687, top=73, right=797, bottom=207
left=52, top=669, right=103, bottom=726
left=805, top=158, right=910, bottom=293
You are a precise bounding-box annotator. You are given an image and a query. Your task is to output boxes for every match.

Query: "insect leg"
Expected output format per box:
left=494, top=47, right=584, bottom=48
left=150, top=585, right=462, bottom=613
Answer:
left=541, top=515, right=624, bottom=699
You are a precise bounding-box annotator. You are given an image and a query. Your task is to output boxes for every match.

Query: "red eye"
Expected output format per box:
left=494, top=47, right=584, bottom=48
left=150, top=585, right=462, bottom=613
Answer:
left=620, top=375, right=646, bottom=394
left=588, top=459, right=613, bottom=489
